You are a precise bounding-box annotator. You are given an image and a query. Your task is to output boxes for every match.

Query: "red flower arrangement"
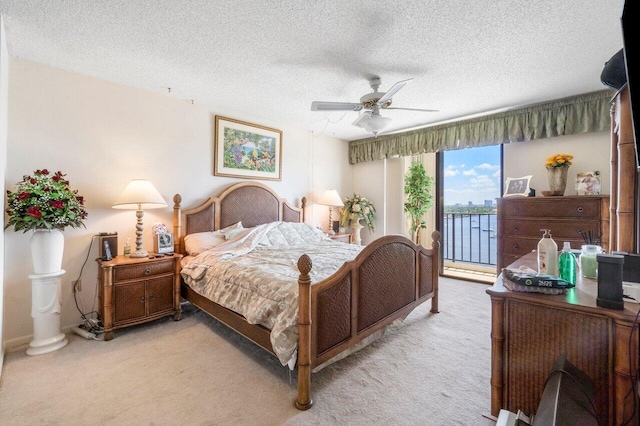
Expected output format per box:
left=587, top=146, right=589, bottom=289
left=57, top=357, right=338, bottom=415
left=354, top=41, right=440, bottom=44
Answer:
left=5, top=169, right=87, bottom=232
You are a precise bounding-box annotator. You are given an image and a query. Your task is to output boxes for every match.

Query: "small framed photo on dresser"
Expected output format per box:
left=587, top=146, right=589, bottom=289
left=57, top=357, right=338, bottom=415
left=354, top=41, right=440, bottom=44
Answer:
left=503, top=175, right=532, bottom=197
left=154, top=233, right=174, bottom=254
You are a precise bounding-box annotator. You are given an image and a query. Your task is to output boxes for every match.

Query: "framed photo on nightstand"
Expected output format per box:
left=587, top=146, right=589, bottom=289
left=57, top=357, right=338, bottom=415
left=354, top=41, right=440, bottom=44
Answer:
left=154, top=233, right=174, bottom=254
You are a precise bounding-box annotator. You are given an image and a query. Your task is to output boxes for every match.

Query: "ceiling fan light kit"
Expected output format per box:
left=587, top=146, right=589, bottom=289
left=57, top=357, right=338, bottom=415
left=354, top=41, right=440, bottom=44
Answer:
left=353, top=110, right=392, bottom=137
left=311, top=77, right=436, bottom=137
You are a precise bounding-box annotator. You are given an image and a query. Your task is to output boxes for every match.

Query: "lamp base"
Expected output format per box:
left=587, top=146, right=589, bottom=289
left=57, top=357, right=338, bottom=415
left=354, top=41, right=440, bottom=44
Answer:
left=130, top=250, right=149, bottom=258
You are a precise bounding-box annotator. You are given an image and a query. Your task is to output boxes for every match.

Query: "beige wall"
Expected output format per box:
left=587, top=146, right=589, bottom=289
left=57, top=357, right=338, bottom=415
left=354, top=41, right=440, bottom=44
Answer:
left=503, top=131, right=611, bottom=195
left=309, top=133, right=353, bottom=232
left=2, top=58, right=349, bottom=347
left=0, top=16, right=9, bottom=367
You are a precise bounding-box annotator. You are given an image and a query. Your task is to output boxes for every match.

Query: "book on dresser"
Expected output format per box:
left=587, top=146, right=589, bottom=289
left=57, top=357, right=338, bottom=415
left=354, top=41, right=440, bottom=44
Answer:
left=496, top=195, right=609, bottom=273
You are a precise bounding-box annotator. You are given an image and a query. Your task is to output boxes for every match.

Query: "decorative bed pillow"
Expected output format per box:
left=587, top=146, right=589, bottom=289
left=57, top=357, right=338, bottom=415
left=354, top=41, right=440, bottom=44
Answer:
left=184, top=222, right=242, bottom=255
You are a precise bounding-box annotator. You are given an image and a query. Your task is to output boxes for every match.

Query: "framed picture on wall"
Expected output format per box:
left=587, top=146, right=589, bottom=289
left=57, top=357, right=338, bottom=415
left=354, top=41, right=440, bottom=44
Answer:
left=503, top=175, right=532, bottom=197
left=214, top=116, right=282, bottom=181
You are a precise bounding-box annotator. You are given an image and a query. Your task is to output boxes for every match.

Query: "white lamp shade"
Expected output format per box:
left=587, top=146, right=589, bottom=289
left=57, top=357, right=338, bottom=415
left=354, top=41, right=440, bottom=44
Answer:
left=317, top=189, right=344, bottom=207
left=112, top=179, right=167, bottom=210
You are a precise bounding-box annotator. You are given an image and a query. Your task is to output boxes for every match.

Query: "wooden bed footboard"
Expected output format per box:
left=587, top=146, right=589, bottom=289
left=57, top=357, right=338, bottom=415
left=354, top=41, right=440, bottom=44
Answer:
left=295, top=231, right=441, bottom=410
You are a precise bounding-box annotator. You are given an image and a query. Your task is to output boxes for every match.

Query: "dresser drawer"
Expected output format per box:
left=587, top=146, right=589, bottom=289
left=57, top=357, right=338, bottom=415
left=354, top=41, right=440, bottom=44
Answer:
left=114, top=259, right=174, bottom=282
left=500, top=219, right=601, bottom=241
left=502, top=237, right=538, bottom=257
left=501, top=198, right=602, bottom=219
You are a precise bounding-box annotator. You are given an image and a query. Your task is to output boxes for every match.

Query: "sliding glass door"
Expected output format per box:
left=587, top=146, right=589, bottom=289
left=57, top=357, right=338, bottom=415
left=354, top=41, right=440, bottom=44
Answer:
left=437, top=145, right=502, bottom=279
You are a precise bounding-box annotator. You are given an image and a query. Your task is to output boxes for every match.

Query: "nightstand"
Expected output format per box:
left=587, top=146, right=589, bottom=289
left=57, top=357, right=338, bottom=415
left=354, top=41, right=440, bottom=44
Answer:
left=97, top=254, right=183, bottom=340
left=328, top=233, right=352, bottom=244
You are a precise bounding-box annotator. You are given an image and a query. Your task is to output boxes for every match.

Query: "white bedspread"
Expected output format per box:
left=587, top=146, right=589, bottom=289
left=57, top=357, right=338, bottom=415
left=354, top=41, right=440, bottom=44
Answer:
left=181, top=221, right=363, bottom=367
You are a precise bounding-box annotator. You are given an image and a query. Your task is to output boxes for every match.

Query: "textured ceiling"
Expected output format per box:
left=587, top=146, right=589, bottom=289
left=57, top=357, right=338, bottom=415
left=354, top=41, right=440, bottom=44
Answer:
left=0, top=0, right=626, bottom=141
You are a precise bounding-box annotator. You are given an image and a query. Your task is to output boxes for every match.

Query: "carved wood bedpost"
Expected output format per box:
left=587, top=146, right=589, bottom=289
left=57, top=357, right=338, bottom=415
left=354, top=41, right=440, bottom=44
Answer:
left=609, top=101, right=618, bottom=252
left=295, top=254, right=313, bottom=410
left=430, top=230, right=441, bottom=314
left=173, top=194, right=182, bottom=255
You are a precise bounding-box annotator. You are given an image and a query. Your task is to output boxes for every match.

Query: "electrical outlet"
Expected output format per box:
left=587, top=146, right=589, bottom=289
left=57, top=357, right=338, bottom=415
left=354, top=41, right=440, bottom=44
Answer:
left=73, top=279, right=82, bottom=292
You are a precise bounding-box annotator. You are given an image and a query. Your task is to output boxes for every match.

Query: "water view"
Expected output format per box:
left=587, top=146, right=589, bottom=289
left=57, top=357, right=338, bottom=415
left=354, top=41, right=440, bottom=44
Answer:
left=443, top=212, right=497, bottom=266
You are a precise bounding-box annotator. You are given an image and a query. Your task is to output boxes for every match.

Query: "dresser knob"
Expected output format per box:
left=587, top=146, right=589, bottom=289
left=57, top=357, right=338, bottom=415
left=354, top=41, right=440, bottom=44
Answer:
left=513, top=226, right=519, bottom=232
left=144, top=268, right=151, bottom=276
left=140, top=297, right=145, bottom=303
left=513, top=207, right=519, bottom=212
left=513, top=244, right=519, bottom=249
left=150, top=295, right=155, bottom=301
left=577, top=207, right=584, bottom=213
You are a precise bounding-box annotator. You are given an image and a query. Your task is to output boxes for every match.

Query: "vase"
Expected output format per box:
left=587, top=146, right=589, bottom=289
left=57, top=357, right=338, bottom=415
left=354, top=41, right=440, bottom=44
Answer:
left=350, top=221, right=364, bottom=246
left=30, top=229, right=64, bottom=274
left=546, top=166, right=569, bottom=195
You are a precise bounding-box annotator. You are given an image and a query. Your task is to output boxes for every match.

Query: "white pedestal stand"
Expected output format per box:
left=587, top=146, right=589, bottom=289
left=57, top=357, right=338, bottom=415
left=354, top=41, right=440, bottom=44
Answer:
left=27, top=269, right=68, bottom=356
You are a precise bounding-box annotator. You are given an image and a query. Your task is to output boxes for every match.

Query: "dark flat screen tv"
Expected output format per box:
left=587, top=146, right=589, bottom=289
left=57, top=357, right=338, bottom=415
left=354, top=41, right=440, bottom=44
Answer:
left=621, top=0, right=639, bottom=170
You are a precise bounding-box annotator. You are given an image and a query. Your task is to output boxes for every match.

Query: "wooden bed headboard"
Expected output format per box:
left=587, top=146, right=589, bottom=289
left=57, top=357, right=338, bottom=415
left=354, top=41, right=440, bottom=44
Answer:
left=172, top=181, right=306, bottom=254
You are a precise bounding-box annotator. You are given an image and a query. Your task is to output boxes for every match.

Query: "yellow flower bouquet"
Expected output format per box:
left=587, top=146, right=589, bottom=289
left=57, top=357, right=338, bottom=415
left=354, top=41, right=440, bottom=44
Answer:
left=545, top=153, right=573, bottom=168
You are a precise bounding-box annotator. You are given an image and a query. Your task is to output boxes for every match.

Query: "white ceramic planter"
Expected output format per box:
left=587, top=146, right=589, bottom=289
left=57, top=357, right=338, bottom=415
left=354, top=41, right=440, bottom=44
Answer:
left=350, top=221, right=364, bottom=246
left=30, top=229, right=64, bottom=274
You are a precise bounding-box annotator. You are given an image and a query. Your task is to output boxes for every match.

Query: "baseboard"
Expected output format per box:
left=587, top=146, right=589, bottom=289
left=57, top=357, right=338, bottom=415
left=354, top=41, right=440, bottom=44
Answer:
left=0, top=347, right=4, bottom=380
left=3, top=324, right=76, bottom=353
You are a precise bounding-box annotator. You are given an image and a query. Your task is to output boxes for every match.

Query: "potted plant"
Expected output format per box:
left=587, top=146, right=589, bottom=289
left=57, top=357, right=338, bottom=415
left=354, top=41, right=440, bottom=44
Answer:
left=545, top=153, right=573, bottom=195
left=339, top=193, right=375, bottom=245
left=404, top=161, right=434, bottom=244
left=5, top=169, right=87, bottom=273
left=5, top=169, right=87, bottom=355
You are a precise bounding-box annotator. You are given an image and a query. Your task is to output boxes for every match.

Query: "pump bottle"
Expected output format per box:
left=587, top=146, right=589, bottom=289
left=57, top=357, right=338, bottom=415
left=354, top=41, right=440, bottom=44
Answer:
left=537, top=229, right=558, bottom=276
left=558, top=241, right=577, bottom=284
left=124, top=238, right=131, bottom=256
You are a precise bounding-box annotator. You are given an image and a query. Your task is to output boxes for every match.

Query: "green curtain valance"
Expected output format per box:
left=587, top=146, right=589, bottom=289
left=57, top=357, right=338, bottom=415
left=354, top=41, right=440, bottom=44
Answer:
left=348, top=89, right=615, bottom=164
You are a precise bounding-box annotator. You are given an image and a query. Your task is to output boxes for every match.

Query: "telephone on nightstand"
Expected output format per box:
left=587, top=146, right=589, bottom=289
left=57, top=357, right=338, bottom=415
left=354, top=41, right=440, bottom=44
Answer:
left=101, top=240, right=113, bottom=261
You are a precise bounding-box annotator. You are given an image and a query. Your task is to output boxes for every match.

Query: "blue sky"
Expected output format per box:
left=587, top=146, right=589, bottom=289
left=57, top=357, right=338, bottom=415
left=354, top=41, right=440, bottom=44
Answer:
left=443, top=145, right=501, bottom=205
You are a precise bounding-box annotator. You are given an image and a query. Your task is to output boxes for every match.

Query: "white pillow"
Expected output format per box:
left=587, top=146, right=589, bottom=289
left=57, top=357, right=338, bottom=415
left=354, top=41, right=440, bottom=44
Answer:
left=184, top=222, right=242, bottom=255
left=224, top=227, right=249, bottom=240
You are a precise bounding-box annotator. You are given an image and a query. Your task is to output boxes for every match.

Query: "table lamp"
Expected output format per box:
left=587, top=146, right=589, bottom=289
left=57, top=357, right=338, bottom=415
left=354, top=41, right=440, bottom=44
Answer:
left=112, top=179, right=167, bottom=258
left=317, top=189, right=344, bottom=235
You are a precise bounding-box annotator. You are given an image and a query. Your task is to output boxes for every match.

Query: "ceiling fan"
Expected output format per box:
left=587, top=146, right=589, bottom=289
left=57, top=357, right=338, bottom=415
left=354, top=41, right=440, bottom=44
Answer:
left=311, top=78, right=438, bottom=136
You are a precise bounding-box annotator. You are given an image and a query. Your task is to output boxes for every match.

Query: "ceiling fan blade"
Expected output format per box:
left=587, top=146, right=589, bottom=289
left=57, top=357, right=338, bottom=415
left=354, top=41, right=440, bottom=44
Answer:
left=376, top=78, right=413, bottom=105
left=386, top=107, right=439, bottom=112
left=311, top=101, right=363, bottom=111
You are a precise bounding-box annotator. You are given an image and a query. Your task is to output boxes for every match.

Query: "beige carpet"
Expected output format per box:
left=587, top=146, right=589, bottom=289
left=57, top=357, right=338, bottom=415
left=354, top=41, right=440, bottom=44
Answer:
left=0, top=277, right=492, bottom=425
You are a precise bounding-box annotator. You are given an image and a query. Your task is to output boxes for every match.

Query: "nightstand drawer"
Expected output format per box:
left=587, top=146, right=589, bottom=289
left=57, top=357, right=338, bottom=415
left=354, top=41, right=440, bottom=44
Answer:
left=114, top=260, right=173, bottom=282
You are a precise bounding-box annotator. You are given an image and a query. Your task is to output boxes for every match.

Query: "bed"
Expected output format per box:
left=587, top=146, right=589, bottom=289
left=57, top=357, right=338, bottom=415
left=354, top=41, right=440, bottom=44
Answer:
left=172, top=181, right=440, bottom=409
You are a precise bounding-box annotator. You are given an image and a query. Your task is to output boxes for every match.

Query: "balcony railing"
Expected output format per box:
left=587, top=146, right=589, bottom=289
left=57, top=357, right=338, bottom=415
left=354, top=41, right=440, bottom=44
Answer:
left=443, top=212, right=497, bottom=266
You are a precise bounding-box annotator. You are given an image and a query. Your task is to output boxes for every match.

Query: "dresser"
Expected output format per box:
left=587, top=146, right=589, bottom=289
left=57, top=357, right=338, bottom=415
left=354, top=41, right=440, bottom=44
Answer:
left=486, top=253, right=638, bottom=425
left=496, top=195, right=610, bottom=272
left=97, top=255, right=183, bottom=340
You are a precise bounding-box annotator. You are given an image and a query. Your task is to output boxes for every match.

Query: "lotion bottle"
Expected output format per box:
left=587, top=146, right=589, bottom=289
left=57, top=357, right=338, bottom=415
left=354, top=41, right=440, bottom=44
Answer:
left=124, top=238, right=131, bottom=256
left=538, top=229, right=558, bottom=276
